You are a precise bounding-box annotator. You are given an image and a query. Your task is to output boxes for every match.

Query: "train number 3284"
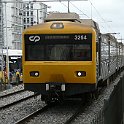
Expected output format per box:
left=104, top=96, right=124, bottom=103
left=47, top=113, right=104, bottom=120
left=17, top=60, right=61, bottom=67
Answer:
left=74, top=35, right=87, bottom=40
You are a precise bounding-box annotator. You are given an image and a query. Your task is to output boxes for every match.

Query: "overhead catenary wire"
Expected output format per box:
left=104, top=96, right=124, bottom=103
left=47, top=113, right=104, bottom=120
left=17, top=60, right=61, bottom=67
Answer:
left=88, top=0, right=116, bottom=34
left=58, top=1, right=69, bottom=10
left=70, top=2, right=90, bottom=18
left=70, top=0, right=120, bottom=38
left=57, top=1, right=90, bottom=18
left=58, top=0, right=111, bottom=32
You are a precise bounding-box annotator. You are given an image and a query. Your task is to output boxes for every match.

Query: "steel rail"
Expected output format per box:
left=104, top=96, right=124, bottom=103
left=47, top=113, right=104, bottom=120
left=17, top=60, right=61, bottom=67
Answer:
left=0, top=89, right=25, bottom=99
left=15, top=105, right=50, bottom=124
left=0, top=93, right=39, bottom=110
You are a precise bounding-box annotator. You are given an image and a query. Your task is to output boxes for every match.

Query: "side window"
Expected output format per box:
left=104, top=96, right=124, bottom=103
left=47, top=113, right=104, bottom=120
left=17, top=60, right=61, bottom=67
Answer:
left=101, top=39, right=109, bottom=60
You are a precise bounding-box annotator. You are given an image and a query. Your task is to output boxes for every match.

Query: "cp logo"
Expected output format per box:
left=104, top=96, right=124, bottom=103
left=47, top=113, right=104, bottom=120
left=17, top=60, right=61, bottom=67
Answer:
left=29, top=36, right=40, bottom=42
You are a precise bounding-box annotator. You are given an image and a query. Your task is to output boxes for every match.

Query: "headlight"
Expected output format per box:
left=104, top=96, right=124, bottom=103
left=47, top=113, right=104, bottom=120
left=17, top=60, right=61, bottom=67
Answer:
left=30, top=71, right=39, bottom=77
left=51, top=23, right=64, bottom=29
left=76, top=71, right=86, bottom=77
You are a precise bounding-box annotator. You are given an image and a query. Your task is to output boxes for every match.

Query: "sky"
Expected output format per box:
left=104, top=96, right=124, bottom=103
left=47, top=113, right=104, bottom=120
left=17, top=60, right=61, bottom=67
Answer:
left=42, top=0, right=124, bottom=42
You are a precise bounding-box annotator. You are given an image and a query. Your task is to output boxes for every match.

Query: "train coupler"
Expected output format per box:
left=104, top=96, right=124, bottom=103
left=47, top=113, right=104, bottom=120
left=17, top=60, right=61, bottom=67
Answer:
left=43, top=83, right=65, bottom=103
left=45, top=82, right=65, bottom=92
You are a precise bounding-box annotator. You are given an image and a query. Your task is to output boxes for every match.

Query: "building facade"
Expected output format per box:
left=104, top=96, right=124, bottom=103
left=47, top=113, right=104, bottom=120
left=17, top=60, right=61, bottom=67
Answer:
left=0, top=0, right=4, bottom=49
left=1, top=0, right=23, bottom=50
left=11, top=0, right=23, bottom=49
left=23, top=2, right=47, bottom=29
left=0, top=0, right=47, bottom=50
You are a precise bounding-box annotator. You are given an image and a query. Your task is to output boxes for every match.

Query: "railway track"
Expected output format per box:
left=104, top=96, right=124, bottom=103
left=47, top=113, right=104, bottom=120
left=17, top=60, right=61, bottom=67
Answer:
left=14, top=85, right=107, bottom=124
left=13, top=99, right=91, bottom=124
left=0, top=89, right=25, bottom=99
left=0, top=84, right=24, bottom=97
left=0, top=84, right=108, bottom=124
left=64, top=103, right=86, bottom=124
left=0, top=77, right=115, bottom=124
left=15, top=105, right=51, bottom=124
left=0, top=91, right=39, bottom=110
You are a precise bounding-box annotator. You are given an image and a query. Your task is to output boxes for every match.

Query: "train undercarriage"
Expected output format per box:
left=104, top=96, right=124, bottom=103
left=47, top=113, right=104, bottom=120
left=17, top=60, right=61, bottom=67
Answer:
left=24, top=82, right=96, bottom=103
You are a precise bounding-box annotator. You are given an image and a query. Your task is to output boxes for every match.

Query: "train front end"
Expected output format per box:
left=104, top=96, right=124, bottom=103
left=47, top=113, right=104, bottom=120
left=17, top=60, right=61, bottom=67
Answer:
left=22, top=20, right=97, bottom=102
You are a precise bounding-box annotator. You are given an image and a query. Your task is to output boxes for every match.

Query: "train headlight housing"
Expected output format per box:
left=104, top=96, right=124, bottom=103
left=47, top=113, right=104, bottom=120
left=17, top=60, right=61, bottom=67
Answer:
left=51, top=23, right=64, bottom=29
left=30, top=71, right=39, bottom=77
left=76, top=71, right=86, bottom=77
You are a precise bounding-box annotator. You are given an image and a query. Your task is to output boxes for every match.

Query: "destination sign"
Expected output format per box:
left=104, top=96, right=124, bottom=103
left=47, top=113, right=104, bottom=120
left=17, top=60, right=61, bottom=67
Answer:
left=24, top=34, right=92, bottom=44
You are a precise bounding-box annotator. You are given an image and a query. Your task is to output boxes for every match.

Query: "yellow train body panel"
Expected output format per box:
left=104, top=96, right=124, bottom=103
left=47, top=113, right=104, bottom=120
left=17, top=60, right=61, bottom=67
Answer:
left=23, top=61, right=96, bottom=84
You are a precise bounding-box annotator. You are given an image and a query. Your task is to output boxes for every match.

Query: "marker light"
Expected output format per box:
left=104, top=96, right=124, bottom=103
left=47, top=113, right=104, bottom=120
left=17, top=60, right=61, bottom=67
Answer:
left=76, top=71, right=86, bottom=77
left=30, top=71, right=39, bottom=77
left=51, top=23, right=64, bottom=29
left=78, top=72, right=82, bottom=76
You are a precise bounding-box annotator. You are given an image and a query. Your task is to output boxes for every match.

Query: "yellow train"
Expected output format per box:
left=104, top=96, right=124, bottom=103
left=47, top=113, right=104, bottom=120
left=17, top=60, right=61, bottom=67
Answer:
left=22, top=13, right=124, bottom=103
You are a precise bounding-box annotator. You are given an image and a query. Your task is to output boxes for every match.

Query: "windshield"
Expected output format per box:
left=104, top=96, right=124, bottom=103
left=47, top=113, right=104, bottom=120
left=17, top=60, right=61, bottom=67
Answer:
left=25, top=34, right=92, bottom=61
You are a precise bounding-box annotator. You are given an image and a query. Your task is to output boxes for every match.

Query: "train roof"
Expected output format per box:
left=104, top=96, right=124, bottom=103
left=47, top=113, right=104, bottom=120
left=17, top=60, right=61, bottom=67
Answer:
left=45, top=12, right=100, bottom=31
left=80, top=19, right=100, bottom=31
left=2, top=49, right=22, bottom=56
left=23, top=12, right=100, bottom=34
left=103, top=33, right=117, bottom=41
left=45, top=12, right=80, bottom=22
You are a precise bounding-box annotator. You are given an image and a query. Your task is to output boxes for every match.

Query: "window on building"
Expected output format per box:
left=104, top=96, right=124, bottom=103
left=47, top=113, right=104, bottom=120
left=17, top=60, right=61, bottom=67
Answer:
left=31, top=4, right=33, bottom=9
left=27, top=11, right=29, bottom=16
left=26, top=5, right=29, bottom=9
left=24, top=25, right=26, bottom=29
left=23, top=4, right=25, bottom=9
left=31, top=11, right=33, bottom=16
left=23, top=12, right=26, bottom=16
left=31, top=18, right=33, bottom=22
left=24, top=18, right=26, bottom=23
left=31, top=22, right=33, bottom=26
left=27, top=18, right=29, bottom=23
